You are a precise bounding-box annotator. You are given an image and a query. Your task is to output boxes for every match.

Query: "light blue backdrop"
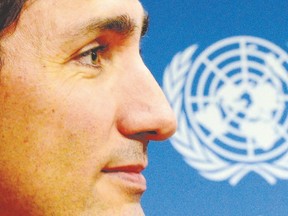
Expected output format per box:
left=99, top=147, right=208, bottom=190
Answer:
left=141, top=1, right=288, bottom=216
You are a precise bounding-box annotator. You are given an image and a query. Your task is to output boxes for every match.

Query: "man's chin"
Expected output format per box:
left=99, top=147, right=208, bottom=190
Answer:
left=92, top=174, right=146, bottom=205
left=80, top=202, right=145, bottom=216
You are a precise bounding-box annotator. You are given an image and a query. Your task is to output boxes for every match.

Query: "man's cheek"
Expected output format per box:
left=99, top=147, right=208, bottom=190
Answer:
left=53, top=79, right=116, bottom=136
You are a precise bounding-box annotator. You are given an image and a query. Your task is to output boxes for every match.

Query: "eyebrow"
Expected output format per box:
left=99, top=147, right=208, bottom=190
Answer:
left=141, top=13, right=149, bottom=37
left=68, top=13, right=149, bottom=40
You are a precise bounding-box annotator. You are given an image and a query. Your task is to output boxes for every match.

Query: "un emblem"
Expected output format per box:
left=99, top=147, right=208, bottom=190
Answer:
left=163, top=36, right=288, bottom=185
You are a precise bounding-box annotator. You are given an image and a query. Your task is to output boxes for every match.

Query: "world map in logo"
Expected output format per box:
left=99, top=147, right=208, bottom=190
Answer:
left=163, top=36, right=288, bottom=185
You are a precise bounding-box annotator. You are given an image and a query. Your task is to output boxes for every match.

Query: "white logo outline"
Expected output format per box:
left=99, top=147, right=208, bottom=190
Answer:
left=163, top=36, right=288, bottom=185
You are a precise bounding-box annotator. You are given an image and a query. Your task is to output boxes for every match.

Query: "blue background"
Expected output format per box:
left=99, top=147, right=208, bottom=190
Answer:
left=140, top=1, right=288, bottom=216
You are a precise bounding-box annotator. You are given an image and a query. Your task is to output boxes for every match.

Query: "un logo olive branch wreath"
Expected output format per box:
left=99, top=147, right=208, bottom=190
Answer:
left=163, top=40, right=288, bottom=186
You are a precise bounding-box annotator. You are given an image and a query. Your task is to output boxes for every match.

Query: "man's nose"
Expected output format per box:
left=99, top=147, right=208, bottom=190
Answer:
left=116, top=58, right=177, bottom=141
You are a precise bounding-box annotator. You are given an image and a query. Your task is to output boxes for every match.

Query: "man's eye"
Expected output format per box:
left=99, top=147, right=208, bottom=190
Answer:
left=76, top=45, right=106, bottom=68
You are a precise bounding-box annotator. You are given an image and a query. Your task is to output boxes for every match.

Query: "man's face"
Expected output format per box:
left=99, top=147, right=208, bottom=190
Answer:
left=0, top=0, right=176, bottom=215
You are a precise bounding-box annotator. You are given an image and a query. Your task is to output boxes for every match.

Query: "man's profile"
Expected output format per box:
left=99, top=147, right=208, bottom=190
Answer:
left=0, top=0, right=176, bottom=215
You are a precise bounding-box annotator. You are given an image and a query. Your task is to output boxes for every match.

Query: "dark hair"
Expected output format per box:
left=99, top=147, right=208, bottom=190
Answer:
left=0, top=0, right=26, bottom=70
left=0, top=0, right=27, bottom=35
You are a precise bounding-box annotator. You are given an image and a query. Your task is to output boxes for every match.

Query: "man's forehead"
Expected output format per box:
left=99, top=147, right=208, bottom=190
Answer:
left=22, top=0, right=145, bottom=25
left=20, top=0, right=145, bottom=37
left=23, top=0, right=37, bottom=9
left=13, top=0, right=146, bottom=61
left=24, top=0, right=142, bottom=10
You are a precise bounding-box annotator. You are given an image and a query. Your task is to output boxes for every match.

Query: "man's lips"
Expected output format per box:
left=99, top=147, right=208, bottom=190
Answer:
left=101, top=165, right=147, bottom=192
left=102, top=165, right=145, bottom=173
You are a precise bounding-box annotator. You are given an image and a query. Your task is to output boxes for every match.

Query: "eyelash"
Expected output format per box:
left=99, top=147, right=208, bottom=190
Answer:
left=75, top=45, right=107, bottom=69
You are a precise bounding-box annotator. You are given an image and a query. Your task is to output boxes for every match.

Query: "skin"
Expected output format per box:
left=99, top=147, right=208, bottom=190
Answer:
left=0, top=0, right=176, bottom=215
